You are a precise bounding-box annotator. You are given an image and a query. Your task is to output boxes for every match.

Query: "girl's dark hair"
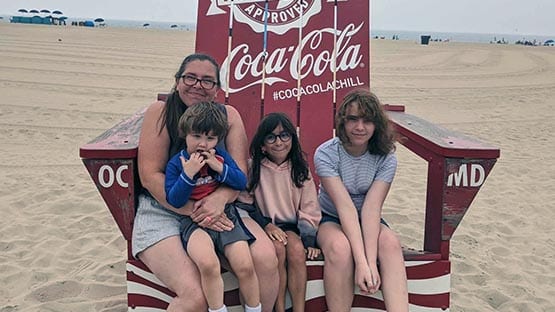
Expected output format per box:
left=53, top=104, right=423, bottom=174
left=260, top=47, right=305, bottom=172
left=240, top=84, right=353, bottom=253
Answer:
left=178, top=101, right=228, bottom=142
left=335, top=89, right=396, bottom=155
left=158, top=53, right=221, bottom=155
left=248, top=112, right=310, bottom=191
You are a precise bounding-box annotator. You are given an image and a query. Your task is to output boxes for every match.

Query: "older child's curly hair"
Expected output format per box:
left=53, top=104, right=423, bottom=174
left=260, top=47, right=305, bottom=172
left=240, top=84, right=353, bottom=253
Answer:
left=335, top=89, right=396, bottom=155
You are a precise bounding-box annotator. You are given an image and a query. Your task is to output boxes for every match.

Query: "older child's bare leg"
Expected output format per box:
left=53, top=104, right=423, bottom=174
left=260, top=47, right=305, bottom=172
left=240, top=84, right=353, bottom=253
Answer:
left=241, top=218, right=279, bottom=312
left=271, top=239, right=287, bottom=312
left=187, top=229, right=225, bottom=310
left=225, top=240, right=261, bottom=310
left=378, top=226, right=409, bottom=312
left=317, top=223, right=354, bottom=312
left=284, top=232, right=307, bottom=312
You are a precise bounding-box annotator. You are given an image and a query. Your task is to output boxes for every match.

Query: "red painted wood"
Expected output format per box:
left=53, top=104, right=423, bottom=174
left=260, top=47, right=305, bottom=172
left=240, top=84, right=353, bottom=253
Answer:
left=388, top=111, right=500, bottom=159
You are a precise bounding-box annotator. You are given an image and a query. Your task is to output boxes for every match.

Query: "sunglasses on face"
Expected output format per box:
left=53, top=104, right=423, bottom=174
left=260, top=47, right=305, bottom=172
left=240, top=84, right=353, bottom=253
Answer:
left=264, top=131, right=292, bottom=144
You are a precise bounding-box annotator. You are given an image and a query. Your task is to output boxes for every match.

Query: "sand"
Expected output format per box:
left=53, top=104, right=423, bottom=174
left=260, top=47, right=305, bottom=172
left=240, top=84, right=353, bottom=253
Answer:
left=1, top=22, right=554, bottom=311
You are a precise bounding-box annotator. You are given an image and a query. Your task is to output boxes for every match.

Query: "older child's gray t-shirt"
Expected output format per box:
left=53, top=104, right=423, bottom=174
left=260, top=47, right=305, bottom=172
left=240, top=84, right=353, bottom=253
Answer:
left=314, top=137, right=397, bottom=218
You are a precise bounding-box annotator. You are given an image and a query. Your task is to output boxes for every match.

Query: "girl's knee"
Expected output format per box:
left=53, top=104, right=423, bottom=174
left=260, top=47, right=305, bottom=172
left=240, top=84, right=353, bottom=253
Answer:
left=379, top=229, right=403, bottom=254
left=323, top=236, right=351, bottom=259
left=273, top=241, right=287, bottom=263
left=286, top=239, right=306, bottom=266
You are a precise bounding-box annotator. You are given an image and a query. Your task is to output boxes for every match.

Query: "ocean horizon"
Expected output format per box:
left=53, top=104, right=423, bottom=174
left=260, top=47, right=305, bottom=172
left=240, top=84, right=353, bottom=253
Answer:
left=1, top=15, right=553, bottom=45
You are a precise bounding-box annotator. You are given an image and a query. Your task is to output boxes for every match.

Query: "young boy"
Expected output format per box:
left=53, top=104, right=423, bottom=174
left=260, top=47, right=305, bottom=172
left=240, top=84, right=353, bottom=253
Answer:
left=165, top=101, right=261, bottom=312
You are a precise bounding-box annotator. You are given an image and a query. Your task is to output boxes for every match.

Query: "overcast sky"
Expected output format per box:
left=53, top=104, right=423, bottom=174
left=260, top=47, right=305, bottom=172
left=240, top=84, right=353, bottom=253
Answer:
left=1, top=0, right=553, bottom=36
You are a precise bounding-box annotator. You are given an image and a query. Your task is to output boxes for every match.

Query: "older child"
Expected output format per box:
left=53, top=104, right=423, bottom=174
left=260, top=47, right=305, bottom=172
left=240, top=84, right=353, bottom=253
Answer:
left=314, top=89, right=408, bottom=311
left=165, top=101, right=261, bottom=312
left=246, top=112, right=321, bottom=312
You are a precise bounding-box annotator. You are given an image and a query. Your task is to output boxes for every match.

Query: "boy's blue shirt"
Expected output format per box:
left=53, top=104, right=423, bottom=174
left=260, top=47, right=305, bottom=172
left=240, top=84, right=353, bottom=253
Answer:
left=165, top=146, right=246, bottom=208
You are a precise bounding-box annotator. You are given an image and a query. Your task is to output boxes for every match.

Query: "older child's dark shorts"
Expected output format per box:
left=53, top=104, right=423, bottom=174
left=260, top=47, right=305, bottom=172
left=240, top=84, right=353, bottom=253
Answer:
left=320, top=213, right=389, bottom=227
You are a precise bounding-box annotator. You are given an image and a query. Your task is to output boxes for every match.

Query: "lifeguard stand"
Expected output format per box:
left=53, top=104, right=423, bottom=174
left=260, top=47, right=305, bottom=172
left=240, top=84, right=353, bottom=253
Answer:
left=80, top=1, right=499, bottom=311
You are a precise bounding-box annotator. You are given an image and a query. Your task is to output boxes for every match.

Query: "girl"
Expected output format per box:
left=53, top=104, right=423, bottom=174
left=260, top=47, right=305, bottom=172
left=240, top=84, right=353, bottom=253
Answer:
left=314, top=89, right=409, bottom=311
left=246, top=112, right=321, bottom=312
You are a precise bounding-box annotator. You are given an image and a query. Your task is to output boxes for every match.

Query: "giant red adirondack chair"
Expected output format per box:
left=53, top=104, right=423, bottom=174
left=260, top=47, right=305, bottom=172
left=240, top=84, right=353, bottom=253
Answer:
left=80, top=1, right=500, bottom=311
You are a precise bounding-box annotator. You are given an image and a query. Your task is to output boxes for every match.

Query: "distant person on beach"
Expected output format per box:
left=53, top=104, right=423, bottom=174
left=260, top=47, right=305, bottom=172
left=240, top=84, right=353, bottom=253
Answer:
left=314, top=89, right=409, bottom=311
left=240, top=112, right=321, bottom=312
left=132, top=53, right=279, bottom=312
left=165, top=101, right=260, bottom=312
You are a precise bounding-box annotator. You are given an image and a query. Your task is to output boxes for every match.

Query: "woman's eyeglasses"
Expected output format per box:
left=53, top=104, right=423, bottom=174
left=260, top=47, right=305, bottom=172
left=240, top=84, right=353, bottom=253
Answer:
left=181, top=74, right=217, bottom=90
left=264, top=131, right=292, bottom=144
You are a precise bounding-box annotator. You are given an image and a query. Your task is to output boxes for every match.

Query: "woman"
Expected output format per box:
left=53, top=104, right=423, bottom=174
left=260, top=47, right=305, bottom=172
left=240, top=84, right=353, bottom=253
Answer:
left=314, top=89, right=409, bottom=311
left=132, top=53, right=279, bottom=312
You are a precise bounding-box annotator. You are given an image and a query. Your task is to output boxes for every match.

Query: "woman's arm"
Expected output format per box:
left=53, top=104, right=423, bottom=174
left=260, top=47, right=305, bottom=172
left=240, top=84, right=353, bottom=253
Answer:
left=223, top=105, right=249, bottom=173
left=138, top=101, right=194, bottom=215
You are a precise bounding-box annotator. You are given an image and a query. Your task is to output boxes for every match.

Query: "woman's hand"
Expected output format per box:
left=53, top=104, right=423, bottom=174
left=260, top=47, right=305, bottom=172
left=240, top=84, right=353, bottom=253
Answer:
left=264, top=223, right=288, bottom=245
left=191, top=191, right=227, bottom=223
left=200, top=212, right=234, bottom=232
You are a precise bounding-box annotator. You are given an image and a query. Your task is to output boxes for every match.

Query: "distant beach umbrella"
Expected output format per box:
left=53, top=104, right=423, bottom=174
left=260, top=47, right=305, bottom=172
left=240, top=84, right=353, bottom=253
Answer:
left=143, top=23, right=150, bottom=27
left=94, top=18, right=105, bottom=23
left=18, top=9, right=28, bottom=13
left=52, top=10, right=63, bottom=15
left=29, top=9, right=40, bottom=14
left=40, top=9, right=51, bottom=13
left=170, top=24, right=178, bottom=28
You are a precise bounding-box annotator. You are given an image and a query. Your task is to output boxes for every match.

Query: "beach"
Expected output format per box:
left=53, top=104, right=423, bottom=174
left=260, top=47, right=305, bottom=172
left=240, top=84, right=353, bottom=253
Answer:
left=1, top=22, right=554, bottom=311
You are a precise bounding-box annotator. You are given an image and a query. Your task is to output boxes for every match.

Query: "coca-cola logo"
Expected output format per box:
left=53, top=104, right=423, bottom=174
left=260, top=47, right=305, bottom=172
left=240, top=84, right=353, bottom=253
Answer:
left=207, top=0, right=320, bottom=35
left=222, top=22, right=364, bottom=93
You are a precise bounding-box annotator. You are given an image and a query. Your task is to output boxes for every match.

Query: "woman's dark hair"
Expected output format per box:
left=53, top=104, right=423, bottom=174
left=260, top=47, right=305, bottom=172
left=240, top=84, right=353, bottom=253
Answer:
left=335, top=89, right=396, bottom=155
left=158, top=53, right=222, bottom=155
left=248, top=112, right=310, bottom=191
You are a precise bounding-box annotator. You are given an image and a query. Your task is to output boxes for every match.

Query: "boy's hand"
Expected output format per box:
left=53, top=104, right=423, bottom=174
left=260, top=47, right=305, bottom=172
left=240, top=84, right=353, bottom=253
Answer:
left=306, top=247, right=321, bottom=260
left=264, top=223, right=288, bottom=245
left=180, top=154, right=204, bottom=179
left=202, top=149, right=224, bottom=174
